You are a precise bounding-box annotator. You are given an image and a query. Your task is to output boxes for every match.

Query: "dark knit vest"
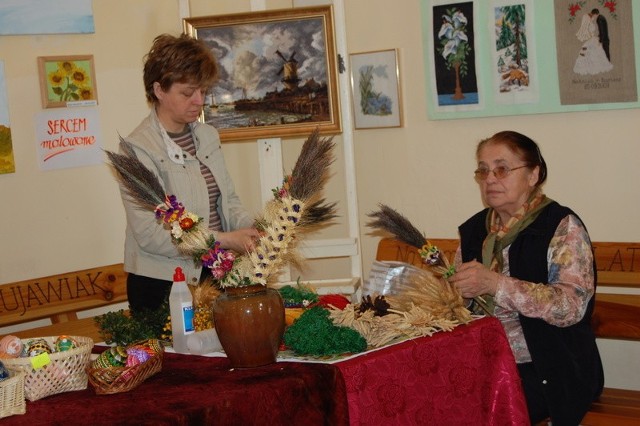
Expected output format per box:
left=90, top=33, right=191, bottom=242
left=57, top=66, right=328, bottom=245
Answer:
left=459, top=201, right=604, bottom=426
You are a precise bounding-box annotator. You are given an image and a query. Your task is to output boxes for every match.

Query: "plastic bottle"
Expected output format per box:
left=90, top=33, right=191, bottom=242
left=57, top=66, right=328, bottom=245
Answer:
left=169, top=267, right=194, bottom=353
left=186, top=328, right=223, bottom=355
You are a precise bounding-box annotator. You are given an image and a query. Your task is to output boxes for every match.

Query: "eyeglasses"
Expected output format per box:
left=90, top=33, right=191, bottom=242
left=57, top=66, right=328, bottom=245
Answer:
left=474, top=165, right=528, bottom=181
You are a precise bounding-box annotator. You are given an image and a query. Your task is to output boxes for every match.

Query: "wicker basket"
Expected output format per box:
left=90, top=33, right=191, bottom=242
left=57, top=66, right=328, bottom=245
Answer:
left=87, top=341, right=164, bottom=395
left=1, top=336, right=93, bottom=402
left=0, top=369, right=26, bottom=419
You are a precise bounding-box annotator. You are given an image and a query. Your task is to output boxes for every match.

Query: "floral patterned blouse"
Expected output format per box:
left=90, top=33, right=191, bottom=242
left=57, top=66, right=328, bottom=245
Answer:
left=454, top=214, right=595, bottom=363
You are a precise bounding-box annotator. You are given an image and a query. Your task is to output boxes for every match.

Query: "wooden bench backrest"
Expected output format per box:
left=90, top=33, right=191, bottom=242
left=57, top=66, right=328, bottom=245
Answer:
left=375, top=238, right=640, bottom=341
left=0, top=264, right=127, bottom=331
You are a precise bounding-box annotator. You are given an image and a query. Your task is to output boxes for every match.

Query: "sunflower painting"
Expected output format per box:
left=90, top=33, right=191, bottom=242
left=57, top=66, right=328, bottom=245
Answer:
left=38, top=55, right=98, bottom=108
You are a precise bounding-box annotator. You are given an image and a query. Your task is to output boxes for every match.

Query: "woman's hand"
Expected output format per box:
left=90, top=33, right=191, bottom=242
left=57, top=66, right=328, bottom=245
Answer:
left=448, top=260, right=501, bottom=298
left=215, top=228, right=260, bottom=254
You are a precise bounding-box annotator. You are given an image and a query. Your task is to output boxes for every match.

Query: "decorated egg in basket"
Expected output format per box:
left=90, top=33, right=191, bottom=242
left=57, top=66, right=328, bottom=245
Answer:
left=92, top=346, right=128, bottom=368
left=0, top=359, right=9, bottom=381
left=25, top=338, right=53, bottom=357
left=125, top=346, right=151, bottom=367
left=55, top=335, right=78, bottom=352
left=0, top=335, right=23, bottom=358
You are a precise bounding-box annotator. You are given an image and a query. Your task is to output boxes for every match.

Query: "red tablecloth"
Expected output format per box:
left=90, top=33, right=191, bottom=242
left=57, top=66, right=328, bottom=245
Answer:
left=3, top=317, right=527, bottom=426
left=3, top=354, right=349, bottom=426
left=337, top=316, right=529, bottom=425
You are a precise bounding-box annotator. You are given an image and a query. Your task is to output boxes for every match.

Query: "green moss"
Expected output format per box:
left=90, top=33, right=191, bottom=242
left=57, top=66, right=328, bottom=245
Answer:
left=284, top=306, right=367, bottom=356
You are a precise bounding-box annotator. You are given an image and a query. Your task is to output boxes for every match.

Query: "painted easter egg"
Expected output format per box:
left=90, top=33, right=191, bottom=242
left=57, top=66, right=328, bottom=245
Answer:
left=0, top=335, right=23, bottom=358
left=0, top=360, right=9, bottom=381
left=55, top=335, right=78, bottom=352
left=25, top=338, right=52, bottom=357
left=125, top=347, right=151, bottom=367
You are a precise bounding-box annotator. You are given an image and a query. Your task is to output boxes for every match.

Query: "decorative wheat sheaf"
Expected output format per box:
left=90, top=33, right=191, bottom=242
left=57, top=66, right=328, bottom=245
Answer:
left=106, top=127, right=336, bottom=288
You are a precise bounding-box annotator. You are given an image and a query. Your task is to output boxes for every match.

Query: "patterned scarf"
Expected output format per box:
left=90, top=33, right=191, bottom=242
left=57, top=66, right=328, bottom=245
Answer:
left=479, top=190, right=553, bottom=313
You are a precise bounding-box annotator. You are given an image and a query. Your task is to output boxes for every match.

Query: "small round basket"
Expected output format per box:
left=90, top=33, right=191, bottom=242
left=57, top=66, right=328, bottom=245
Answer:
left=87, top=339, right=164, bottom=395
left=1, top=335, right=93, bottom=402
left=0, top=369, right=26, bottom=419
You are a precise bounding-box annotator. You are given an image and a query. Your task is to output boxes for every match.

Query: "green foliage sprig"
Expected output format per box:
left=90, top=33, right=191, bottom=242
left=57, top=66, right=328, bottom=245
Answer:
left=278, top=280, right=320, bottom=307
left=94, top=301, right=170, bottom=346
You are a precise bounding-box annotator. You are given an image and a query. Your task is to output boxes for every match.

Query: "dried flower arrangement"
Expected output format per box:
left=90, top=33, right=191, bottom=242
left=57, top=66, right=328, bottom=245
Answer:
left=366, top=203, right=491, bottom=315
left=97, top=129, right=336, bottom=346
left=276, top=204, right=479, bottom=357
left=105, top=128, right=336, bottom=289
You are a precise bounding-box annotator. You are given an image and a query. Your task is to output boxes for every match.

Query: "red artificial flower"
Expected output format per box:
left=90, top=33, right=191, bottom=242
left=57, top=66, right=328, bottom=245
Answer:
left=317, top=294, right=351, bottom=310
left=179, top=217, right=194, bottom=230
left=569, top=3, right=582, bottom=17
left=604, top=1, right=616, bottom=13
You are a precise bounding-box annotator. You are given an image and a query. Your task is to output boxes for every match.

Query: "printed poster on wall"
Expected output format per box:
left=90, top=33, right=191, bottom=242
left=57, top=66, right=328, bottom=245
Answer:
left=421, top=0, right=640, bottom=119
left=554, top=0, right=637, bottom=105
left=491, top=0, right=539, bottom=106
left=429, top=1, right=482, bottom=112
left=35, top=107, right=103, bottom=171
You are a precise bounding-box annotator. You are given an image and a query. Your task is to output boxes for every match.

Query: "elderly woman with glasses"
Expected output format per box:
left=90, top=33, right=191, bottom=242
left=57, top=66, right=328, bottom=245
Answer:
left=448, top=130, right=603, bottom=426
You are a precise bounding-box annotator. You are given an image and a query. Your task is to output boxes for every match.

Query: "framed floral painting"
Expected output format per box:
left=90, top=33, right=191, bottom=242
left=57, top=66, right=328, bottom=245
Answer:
left=183, top=6, right=341, bottom=142
left=38, top=55, right=98, bottom=108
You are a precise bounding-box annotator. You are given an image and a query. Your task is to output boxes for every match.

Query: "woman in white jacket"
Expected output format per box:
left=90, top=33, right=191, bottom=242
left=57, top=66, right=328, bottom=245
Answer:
left=121, top=34, right=259, bottom=312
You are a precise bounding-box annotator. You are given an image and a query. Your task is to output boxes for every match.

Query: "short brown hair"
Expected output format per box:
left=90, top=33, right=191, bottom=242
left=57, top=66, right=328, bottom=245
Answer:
left=143, top=33, right=218, bottom=104
left=477, top=130, right=548, bottom=187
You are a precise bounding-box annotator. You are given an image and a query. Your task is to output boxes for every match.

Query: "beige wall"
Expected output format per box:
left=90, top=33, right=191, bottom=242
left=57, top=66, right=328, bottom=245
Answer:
left=1, top=0, right=639, bottom=289
left=0, top=0, right=640, bottom=282
left=345, top=1, right=640, bottom=278
left=0, top=0, right=639, bottom=390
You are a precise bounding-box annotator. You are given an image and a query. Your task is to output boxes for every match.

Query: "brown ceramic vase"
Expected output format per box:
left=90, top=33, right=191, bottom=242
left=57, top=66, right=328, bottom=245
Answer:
left=211, top=284, right=285, bottom=368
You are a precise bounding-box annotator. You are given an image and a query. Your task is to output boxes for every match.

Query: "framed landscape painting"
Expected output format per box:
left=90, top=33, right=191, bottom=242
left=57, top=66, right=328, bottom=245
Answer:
left=349, top=49, right=403, bottom=129
left=184, top=6, right=342, bottom=142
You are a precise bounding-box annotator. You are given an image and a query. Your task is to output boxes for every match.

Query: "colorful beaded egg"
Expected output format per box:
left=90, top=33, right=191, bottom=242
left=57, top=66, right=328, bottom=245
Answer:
left=55, top=335, right=78, bottom=352
left=92, top=346, right=128, bottom=368
left=25, top=338, right=52, bottom=357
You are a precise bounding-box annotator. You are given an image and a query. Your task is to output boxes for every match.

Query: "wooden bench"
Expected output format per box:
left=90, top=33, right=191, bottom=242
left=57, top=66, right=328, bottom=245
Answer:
left=375, top=238, right=640, bottom=425
left=0, top=264, right=128, bottom=342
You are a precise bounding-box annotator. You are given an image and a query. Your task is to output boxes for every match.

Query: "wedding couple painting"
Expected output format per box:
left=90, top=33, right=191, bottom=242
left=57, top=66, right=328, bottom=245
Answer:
left=555, top=0, right=636, bottom=106
left=573, top=8, right=612, bottom=75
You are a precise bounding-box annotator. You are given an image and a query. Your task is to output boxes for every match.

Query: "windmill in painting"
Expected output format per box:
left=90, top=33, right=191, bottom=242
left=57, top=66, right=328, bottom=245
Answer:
left=276, top=50, right=302, bottom=91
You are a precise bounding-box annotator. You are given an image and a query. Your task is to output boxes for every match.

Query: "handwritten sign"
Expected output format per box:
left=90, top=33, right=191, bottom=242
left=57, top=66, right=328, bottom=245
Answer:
left=36, top=107, right=102, bottom=171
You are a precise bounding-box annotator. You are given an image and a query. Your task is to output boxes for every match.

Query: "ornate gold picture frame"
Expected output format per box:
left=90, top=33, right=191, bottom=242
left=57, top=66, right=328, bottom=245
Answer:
left=184, top=6, right=341, bottom=142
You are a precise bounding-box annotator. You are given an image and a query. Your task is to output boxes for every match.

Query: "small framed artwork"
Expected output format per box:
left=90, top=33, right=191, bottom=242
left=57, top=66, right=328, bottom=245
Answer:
left=184, top=6, right=341, bottom=142
left=349, top=48, right=403, bottom=129
left=38, top=55, right=98, bottom=108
